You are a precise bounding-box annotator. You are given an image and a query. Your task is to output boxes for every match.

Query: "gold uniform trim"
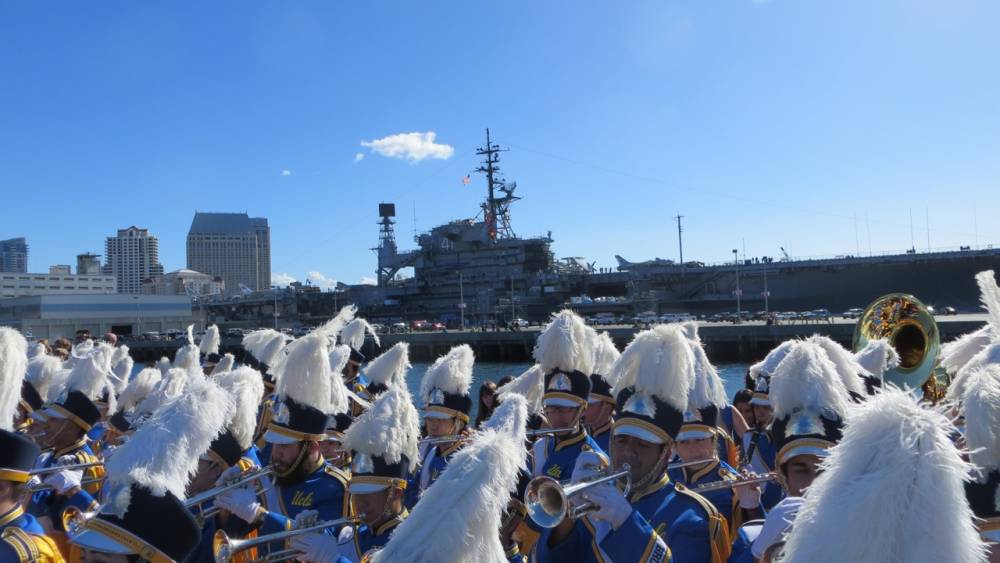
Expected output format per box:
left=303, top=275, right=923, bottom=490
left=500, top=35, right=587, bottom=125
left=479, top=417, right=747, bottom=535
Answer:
left=266, top=422, right=327, bottom=443
left=424, top=405, right=470, bottom=424
left=81, top=518, right=172, bottom=563
left=776, top=438, right=833, bottom=467
left=0, top=506, right=25, bottom=527
left=613, top=418, right=672, bottom=446
left=349, top=475, right=408, bottom=490
left=48, top=405, right=92, bottom=432
left=544, top=391, right=588, bottom=407
left=0, top=468, right=30, bottom=484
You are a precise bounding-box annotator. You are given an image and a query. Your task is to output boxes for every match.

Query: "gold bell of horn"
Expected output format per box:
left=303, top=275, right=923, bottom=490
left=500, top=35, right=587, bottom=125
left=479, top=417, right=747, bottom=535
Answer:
left=853, top=293, right=940, bottom=390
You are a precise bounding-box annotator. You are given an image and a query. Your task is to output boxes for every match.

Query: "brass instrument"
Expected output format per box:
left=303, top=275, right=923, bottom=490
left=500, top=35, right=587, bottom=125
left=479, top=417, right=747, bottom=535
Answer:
left=418, top=426, right=576, bottom=446
left=525, top=464, right=632, bottom=528
left=689, top=472, right=777, bottom=494
left=26, top=477, right=104, bottom=493
left=29, top=461, right=104, bottom=475
left=185, top=466, right=274, bottom=521
left=212, top=515, right=361, bottom=563
left=853, top=293, right=940, bottom=389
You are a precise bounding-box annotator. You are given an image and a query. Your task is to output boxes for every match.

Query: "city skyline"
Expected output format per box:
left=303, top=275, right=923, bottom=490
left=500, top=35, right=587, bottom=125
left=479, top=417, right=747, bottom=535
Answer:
left=2, top=2, right=999, bottom=289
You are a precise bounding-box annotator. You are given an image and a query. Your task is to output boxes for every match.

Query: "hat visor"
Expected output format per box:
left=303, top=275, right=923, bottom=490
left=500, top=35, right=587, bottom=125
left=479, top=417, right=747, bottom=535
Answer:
left=612, top=422, right=665, bottom=445
left=749, top=398, right=771, bottom=406
left=423, top=411, right=454, bottom=420
left=263, top=429, right=300, bottom=445
left=70, top=528, right=134, bottom=555
left=348, top=482, right=388, bottom=494
left=778, top=444, right=831, bottom=466
left=676, top=429, right=715, bottom=441
left=543, top=397, right=580, bottom=408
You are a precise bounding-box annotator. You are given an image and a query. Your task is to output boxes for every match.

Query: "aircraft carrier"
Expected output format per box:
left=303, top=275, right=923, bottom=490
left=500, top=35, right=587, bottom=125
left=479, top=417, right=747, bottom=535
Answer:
left=339, top=131, right=1000, bottom=326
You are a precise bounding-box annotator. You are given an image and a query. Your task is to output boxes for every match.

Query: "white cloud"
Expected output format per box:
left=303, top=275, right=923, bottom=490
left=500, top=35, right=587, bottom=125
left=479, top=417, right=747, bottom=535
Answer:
left=360, top=131, right=454, bottom=162
left=281, top=169, right=292, bottom=176
left=272, top=272, right=297, bottom=286
left=307, top=271, right=338, bottom=290
left=353, top=152, right=365, bottom=163
left=359, top=276, right=377, bottom=286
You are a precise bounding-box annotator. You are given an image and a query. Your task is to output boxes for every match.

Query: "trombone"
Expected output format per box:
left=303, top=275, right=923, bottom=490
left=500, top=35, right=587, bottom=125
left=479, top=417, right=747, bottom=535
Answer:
left=185, top=466, right=274, bottom=521
left=213, top=515, right=362, bottom=563
left=689, top=472, right=777, bottom=494
left=525, top=464, right=632, bottom=528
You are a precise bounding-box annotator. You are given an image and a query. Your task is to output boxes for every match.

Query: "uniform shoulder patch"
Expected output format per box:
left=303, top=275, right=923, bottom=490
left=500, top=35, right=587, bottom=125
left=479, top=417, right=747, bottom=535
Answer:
left=324, top=465, right=350, bottom=487
left=673, top=483, right=721, bottom=519
left=1, top=527, right=42, bottom=562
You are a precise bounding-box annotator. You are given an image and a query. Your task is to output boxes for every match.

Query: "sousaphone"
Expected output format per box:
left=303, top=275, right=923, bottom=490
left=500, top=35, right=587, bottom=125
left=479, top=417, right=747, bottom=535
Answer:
left=853, top=293, right=940, bottom=389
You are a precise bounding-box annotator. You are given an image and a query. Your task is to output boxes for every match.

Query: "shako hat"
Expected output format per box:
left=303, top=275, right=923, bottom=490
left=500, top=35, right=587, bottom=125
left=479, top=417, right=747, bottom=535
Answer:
left=678, top=322, right=728, bottom=441
left=609, top=324, right=693, bottom=445
left=340, top=310, right=380, bottom=367
left=588, top=332, right=620, bottom=405
left=199, top=324, right=222, bottom=365
left=209, top=366, right=265, bottom=467
left=534, top=310, right=595, bottom=408
left=44, top=342, right=114, bottom=431
left=264, top=332, right=336, bottom=444
left=420, top=344, right=474, bottom=423
left=364, top=342, right=410, bottom=397
left=343, top=385, right=420, bottom=494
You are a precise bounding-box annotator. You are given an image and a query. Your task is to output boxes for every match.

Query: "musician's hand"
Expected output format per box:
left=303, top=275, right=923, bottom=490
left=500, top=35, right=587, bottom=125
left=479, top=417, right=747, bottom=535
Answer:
left=570, top=451, right=608, bottom=485
left=734, top=471, right=762, bottom=509
left=42, top=469, right=82, bottom=495
left=289, top=533, right=339, bottom=563
left=582, top=484, right=632, bottom=530
left=214, top=488, right=261, bottom=524
left=214, top=464, right=253, bottom=487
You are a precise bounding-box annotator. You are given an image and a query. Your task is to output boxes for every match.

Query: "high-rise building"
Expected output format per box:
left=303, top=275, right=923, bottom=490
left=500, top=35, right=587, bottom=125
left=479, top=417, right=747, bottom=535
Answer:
left=186, top=212, right=271, bottom=295
left=0, top=238, right=28, bottom=273
left=77, top=253, right=103, bottom=275
left=103, top=227, right=165, bottom=294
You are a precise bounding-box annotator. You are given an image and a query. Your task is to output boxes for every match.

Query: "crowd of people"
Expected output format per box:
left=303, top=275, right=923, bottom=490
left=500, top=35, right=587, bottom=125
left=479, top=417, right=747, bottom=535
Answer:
left=0, top=271, right=999, bottom=563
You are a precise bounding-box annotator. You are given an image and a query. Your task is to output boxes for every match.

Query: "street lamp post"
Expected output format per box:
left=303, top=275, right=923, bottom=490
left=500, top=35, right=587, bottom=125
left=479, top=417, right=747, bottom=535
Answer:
left=733, top=249, right=741, bottom=323
left=458, top=271, right=466, bottom=331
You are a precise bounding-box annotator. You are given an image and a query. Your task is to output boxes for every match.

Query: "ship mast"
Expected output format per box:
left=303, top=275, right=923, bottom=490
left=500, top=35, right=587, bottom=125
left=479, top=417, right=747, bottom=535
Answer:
left=475, top=128, right=519, bottom=241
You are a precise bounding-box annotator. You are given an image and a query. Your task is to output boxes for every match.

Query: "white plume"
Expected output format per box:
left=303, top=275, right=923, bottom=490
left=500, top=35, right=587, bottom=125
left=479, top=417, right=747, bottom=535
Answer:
left=137, top=367, right=192, bottom=416
left=610, top=324, right=693, bottom=412
left=749, top=340, right=797, bottom=378
left=940, top=326, right=991, bottom=376
left=27, top=342, right=46, bottom=359
left=372, top=395, right=528, bottom=563
left=769, top=341, right=852, bottom=419
left=105, top=377, right=233, bottom=505
left=591, top=332, right=620, bottom=380
left=272, top=333, right=332, bottom=414
left=420, top=345, right=474, bottom=407
left=497, top=364, right=545, bottom=415
left=110, top=344, right=130, bottom=367
left=961, top=365, right=1000, bottom=475
left=25, top=355, right=67, bottom=405
left=199, top=325, right=220, bottom=356
left=364, top=342, right=411, bottom=392
left=853, top=339, right=899, bottom=383
left=111, top=351, right=134, bottom=395
left=341, top=314, right=380, bottom=351
left=680, top=320, right=700, bottom=342
left=172, top=324, right=201, bottom=375
left=533, top=310, right=596, bottom=376
left=806, top=335, right=867, bottom=397
left=0, top=327, right=28, bottom=432
left=976, top=270, right=1000, bottom=336
left=242, top=329, right=289, bottom=368
left=780, top=387, right=987, bottom=563
left=116, top=368, right=162, bottom=414
left=156, top=357, right=172, bottom=377
left=214, top=366, right=266, bottom=450
left=342, top=385, right=420, bottom=473
left=327, top=345, right=351, bottom=416
left=328, top=345, right=351, bottom=377
left=684, top=331, right=727, bottom=409
left=313, top=306, right=356, bottom=342
left=209, top=353, right=235, bottom=376
left=947, top=341, right=1000, bottom=403
left=64, top=344, right=113, bottom=400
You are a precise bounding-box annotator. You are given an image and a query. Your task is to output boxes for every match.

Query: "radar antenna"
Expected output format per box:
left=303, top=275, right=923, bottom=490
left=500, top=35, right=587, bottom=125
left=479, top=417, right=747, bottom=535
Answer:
left=475, top=129, right=520, bottom=241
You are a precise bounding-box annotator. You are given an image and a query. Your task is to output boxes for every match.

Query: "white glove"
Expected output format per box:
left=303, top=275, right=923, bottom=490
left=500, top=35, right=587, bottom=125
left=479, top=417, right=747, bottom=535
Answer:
left=43, top=468, right=83, bottom=495
left=734, top=473, right=762, bottom=509
left=215, top=463, right=252, bottom=487
left=581, top=483, right=633, bottom=530
left=214, top=488, right=262, bottom=523
left=293, top=509, right=320, bottom=529
left=289, top=533, right=341, bottom=563
left=571, top=451, right=609, bottom=484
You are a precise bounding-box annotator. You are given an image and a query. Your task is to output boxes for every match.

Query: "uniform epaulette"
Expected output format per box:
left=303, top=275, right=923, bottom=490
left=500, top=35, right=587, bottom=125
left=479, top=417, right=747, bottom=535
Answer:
left=1, top=527, right=62, bottom=563
left=324, top=464, right=351, bottom=487
left=674, top=483, right=732, bottom=562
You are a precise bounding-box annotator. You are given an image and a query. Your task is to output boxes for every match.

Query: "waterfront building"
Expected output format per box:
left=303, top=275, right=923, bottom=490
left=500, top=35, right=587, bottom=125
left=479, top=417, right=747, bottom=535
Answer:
left=0, top=237, right=28, bottom=273
left=0, top=294, right=194, bottom=339
left=103, top=226, right=165, bottom=294
left=0, top=271, right=116, bottom=299
left=186, top=212, right=270, bottom=295
left=142, top=268, right=225, bottom=297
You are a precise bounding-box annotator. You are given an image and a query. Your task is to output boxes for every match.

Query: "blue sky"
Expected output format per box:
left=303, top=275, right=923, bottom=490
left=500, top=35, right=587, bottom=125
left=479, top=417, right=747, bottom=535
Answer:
left=2, top=1, right=999, bottom=288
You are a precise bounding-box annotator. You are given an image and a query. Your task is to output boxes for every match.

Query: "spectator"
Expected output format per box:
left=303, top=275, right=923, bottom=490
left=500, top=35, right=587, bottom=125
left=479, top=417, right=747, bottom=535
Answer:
left=474, top=381, right=498, bottom=428
left=733, top=388, right=756, bottom=430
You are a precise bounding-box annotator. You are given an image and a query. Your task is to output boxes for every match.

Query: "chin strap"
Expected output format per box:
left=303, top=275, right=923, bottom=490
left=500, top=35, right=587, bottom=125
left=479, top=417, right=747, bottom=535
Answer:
left=276, top=442, right=311, bottom=479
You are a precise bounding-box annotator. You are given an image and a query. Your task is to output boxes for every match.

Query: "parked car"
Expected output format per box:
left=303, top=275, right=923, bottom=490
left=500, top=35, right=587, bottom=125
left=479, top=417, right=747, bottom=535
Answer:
left=511, top=318, right=530, bottom=328
left=841, top=308, right=864, bottom=319
left=940, top=306, right=957, bottom=316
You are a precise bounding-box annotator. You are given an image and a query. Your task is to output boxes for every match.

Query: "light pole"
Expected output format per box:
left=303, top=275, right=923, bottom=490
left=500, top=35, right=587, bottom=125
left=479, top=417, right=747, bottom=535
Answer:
left=458, top=271, right=466, bottom=331
left=733, top=249, right=741, bottom=323
left=273, top=288, right=278, bottom=329
left=762, top=263, right=770, bottom=314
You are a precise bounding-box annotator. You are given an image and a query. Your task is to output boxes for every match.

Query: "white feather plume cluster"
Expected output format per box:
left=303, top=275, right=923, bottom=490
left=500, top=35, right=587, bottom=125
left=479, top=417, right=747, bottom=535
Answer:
left=313, top=306, right=356, bottom=343
left=116, top=368, right=162, bottom=414
left=853, top=339, right=899, bottom=383
left=940, top=326, right=991, bottom=376
left=0, top=327, right=28, bottom=432
left=63, top=342, right=113, bottom=401
left=342, top=385, right=420, bottom=474
left=683, top=329, right=727, bottom=409
left=105, top=377, right=233, bottom=506
left=136, top=367, right=192, bottom=416
left=340, top=314, right=380, bottom=351
left=533, top=310, right=596, bottom=375
left=769, top=341, right=852, bottom=419
left=326, top=345, right=351, bottom=416
left=420, top=345, right=474, bottom=406
left=372, top=395, right=528, bottom=563
left=110, top=347, right=134, bottom=395
left=199, top=325, right=220, bottom=356
left=591, top=332, right=620, bottom=380
left=27, top=342, right=46, bottom=359
left=172, top=324, right=201, bottom=374
left=977, top=270, right=1000, bottom=337
left=156, top=357, right=172, bottom=377
left=210, top=353, right=235, bottom=376
left=749, top=340, right=797, bottom=378
left=781, top=387, right=987, bottom=563
left=241, top=329, right=289, bottom=368
left=272, top=333, right=332, bottom=414
left=213, top=366, right=266, bottom=450
left=947, top=341, right=1000, bottom=403
left=497, top=364, right=545, bottom=415
left=961, top=365, right=1000, bottom=475
left=805, top=335, right=867, bottom=398
left=610, top=324, right=693, bottom=412
left=25, top=355, right=68, bottom=405
left=364, top=342, right=411, bottom=392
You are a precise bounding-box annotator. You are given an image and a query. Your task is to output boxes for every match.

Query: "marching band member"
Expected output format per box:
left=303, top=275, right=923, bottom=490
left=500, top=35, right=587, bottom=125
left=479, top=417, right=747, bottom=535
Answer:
left=365, top=394, right=530, bottom=563
left=805, top=335, right=871, bottom=401
left=538, top=324, right=729, bottom=563
left=728, top=340, right=850, bottom=563
left=779, top=387, right=988, bottom=563
left=69, top=377, right=233, bottom=562
left=362, top=342, right=410, bottom=398
left=214, top=330, right=352, bottom=557
left=961, top=365, right=1000, bottom=562
left=241, top=328, right=290, bottom=460
left=322, top=345, right=355, bottom=470
left=339, top=314, right=378, bottom=414
left=409, top=344, right=475, bottom=505
left=290, top=385, right=420, bottom=562
left=585, top=332, right=619, bottom=454
left=199, top=324, right=222, bottom=376
left=17, top=348, right=64, bottom=432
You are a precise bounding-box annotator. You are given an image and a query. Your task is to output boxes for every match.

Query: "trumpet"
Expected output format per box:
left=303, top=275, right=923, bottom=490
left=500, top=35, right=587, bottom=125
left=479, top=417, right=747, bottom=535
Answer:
left=213, top=515, right=362, bottom=563
left=29, top=461, right=104, bottom=475
left=26, top=477, right=104, bottom=493
left=525, top=464, right=632, bottom=528
left=185, top=466, right=274, bottom=521
left=418, top=426, right=577, bottom=447
left=689, top=472, right=777, bottom=494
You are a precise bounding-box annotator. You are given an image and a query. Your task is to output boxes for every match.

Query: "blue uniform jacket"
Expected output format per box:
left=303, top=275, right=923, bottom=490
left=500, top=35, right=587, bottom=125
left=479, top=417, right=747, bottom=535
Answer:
left=589, top=421, right=612, bottom=456
left=338, top=511, right=406, bottom=562
left=668, top=460, right=738, bottom=528
left=27, top=440, right=101, bottom=533
left=405, top=441, right=462, bottom=509
left=537, top=473, right=729, bottom=563
left=0, top=506, right=55, bottom=563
